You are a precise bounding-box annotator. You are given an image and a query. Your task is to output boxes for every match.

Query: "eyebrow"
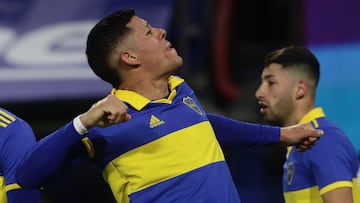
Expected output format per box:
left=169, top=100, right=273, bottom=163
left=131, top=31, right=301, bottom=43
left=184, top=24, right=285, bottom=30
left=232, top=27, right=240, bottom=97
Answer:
left=262, top=74, right=275, bottom=80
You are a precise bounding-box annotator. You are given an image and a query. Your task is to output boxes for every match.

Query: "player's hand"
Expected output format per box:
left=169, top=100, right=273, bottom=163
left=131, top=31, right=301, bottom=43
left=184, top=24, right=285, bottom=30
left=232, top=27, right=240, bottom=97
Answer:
left=280, top=122, right=324, bottom=151
left=79, top=95, right=131, bottom=129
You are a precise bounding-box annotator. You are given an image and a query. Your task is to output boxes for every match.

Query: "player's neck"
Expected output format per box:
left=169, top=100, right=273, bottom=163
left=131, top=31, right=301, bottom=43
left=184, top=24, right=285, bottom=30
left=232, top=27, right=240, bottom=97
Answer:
left=286, top=103, right=316, bottom=126
left=119, top=77, right=170, bottom=100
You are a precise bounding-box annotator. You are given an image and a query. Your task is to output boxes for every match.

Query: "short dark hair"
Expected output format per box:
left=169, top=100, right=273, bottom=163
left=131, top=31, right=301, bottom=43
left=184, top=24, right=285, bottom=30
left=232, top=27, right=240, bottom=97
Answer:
left=86, top=8, right=135, bottom=87
left=265, top=46, right=320, bottom=87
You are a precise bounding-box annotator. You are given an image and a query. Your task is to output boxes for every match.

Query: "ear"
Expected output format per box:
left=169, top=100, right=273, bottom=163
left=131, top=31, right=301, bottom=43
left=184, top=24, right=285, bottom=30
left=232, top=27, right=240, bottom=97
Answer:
left=120, top=51, right=140, bottom=66
left=295, top=80, right=306, bottom=99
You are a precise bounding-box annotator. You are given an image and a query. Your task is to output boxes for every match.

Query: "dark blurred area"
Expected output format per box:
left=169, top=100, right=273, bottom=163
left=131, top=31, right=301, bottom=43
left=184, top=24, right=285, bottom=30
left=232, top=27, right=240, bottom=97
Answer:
left=0, top=0, right=358, bottom=203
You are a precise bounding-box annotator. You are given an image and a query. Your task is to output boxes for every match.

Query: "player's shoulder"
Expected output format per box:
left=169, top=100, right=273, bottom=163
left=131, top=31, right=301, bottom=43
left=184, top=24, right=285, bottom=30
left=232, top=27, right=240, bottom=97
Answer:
left=316, top=118, right=345, bottom=136
left=311, top=118, right=355, bottom=151
left=0, top=107, right=30, bottom=132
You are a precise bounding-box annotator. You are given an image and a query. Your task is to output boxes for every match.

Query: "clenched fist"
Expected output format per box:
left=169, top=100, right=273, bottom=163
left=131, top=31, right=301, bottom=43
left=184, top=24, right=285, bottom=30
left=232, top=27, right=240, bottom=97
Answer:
left=79, top=95, right=131, bottom=129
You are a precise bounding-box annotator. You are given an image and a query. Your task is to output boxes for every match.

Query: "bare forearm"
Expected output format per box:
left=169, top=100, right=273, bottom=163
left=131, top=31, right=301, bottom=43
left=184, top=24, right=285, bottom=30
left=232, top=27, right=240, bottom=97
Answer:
left=322, top=187, right=354, bottom=203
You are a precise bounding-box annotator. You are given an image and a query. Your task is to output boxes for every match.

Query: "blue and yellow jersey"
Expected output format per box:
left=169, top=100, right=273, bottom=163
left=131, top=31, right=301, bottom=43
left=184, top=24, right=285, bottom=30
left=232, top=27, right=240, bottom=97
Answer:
left=0, top=108, right=40, bottom=203
left=82, top=76, right=240, bottom=202
left=283, top=107, right=360, bottom=203
left=16, top=75, right=282, bottom=202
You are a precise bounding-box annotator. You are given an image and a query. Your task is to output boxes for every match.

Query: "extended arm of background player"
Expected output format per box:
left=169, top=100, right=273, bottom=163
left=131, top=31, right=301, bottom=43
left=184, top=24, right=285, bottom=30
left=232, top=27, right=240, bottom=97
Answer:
left=207, top=113, right=322, bottom=149
left=207, top=113, right=280, bottom=147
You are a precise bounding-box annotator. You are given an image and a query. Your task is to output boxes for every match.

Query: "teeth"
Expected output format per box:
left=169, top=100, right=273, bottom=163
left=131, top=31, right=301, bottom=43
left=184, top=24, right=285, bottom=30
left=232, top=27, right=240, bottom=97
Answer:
left=260, top=107, right=265, bottom=113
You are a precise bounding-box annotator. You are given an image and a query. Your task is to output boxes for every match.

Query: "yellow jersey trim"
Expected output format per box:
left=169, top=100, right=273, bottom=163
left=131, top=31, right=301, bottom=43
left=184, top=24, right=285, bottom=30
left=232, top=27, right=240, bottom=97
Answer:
left=287, top=107, right=325, bottom=158
left=284, top=185, right=321, bottom=202
left=352, top=177, right=360, bottom=202
left=0, top=176, right=6, bottom=203
left=5, top=183, right=21, bottom=192
left=0, top=110, right=16, bottom=128
left=319, top=181, right=353, bottom=195
left=0, top=122, right=7, bottom=128
left=81, top=137, right=95, bottom=158
left=111, top=76, right=184, bottom=111
left=0, top=110, right=16, bottom=122
left=103, top=121, right=225, bottom=203
left=299, top=107, right=325, bottom=124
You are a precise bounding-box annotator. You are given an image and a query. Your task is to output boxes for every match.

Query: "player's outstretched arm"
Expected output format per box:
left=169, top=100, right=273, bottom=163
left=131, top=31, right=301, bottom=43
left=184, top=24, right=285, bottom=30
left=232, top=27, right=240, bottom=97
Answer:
left=207, top=113, right=280, bottom=147
left=207, top=113, right=323, bottom=151
left=16, top=95, right=131, bottom=188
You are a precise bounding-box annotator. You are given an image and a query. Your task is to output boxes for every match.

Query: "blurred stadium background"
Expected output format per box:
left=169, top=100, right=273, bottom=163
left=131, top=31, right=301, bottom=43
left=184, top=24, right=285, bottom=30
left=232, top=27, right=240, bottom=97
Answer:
left=1, top=0, right=359, bottom=202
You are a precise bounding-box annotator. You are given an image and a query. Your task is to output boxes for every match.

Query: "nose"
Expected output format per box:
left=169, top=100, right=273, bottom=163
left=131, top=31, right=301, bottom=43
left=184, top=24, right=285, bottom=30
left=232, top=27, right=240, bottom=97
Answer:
left=255, top=85, right=263, bottom=99
left=157, top=28, right=166, bottom=39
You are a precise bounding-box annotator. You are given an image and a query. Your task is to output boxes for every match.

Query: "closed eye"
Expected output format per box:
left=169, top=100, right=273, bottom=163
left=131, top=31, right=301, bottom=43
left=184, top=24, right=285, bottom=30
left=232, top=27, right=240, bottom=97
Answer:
left=146, top=29, right=152, bottom=35
left=145, top=23, right=153, bottom=36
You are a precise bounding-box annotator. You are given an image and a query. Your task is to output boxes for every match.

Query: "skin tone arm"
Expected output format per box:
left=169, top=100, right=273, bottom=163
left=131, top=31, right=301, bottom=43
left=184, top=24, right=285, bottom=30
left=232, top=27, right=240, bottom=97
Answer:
left=323, top=187, right=353, bottom=203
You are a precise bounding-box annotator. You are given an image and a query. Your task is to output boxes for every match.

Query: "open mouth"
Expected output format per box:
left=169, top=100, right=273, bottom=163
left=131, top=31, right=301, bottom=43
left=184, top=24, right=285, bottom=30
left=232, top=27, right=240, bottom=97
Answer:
left=258, top=102, right=269, bottom=114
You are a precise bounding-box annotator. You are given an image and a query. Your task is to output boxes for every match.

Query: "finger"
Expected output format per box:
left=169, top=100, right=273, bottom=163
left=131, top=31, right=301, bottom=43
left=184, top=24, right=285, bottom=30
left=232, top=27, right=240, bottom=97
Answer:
left=296, top=144, right=312, bottom=152
left=308, top=136, right=319, bottom=142
left=105, top=103, right=130, bottom=122
left=306, top=137, right=319, bottom=145
left=301, top=140, right=311, bottom=146
left=302, top=122, right=324, bottom=137
left=124, top=113, right=131, bottom=121
left=107, top=112, right=131, bottom=123
left=314, top=129, right=324, bottom=137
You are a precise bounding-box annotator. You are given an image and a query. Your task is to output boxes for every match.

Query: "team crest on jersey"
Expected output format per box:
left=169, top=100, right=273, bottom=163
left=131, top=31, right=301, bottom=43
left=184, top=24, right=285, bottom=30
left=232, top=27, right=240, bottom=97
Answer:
left=149, top=115, right=165, bottom=128
left=287, top=161, right=294, bottom=185
left=183, top=96, right=203, bottom=115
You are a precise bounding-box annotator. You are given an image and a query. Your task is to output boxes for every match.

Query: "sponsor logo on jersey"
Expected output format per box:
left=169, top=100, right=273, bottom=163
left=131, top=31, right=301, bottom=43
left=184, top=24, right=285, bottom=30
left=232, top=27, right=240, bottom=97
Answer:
left=149, top=115, right=165, bottom=129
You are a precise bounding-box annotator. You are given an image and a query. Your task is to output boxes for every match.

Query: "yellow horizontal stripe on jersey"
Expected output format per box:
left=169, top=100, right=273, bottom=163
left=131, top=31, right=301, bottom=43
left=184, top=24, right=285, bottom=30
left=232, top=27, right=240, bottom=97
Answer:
left=103, top=121, right=225, bottom=203
left=320, top=180, right=353, bottom=195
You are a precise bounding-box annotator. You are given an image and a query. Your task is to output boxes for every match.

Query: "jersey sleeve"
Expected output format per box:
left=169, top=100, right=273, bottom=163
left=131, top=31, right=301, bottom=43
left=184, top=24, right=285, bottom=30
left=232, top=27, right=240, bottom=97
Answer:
left=7, top=189, right=41, bottom=203
left=206, top=113, right=280, bottom=147
left=16, top=121, right=86, bottom=188
left=0, top=117, right=41, bottom=203
left=303, top=127, right=357, bottom=191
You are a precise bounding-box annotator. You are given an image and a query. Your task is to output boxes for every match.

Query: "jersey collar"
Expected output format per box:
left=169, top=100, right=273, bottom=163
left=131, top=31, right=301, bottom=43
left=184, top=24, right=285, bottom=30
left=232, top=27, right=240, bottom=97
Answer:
left=299, top=107, right=326, bottom=124
left=287, top=107, right=326, bottom=156
left=111, top=75, right=184, bottom=111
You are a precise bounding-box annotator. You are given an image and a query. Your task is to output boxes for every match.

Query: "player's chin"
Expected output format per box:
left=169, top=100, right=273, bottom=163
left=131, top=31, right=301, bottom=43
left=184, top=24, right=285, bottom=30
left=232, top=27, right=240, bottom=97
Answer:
left=170, top=57, right=183, bottom=69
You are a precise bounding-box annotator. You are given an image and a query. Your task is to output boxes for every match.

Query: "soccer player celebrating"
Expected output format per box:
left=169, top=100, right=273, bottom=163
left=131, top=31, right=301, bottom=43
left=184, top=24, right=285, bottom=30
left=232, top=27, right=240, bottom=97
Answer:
left=16, top=9, right=323, bottom=203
